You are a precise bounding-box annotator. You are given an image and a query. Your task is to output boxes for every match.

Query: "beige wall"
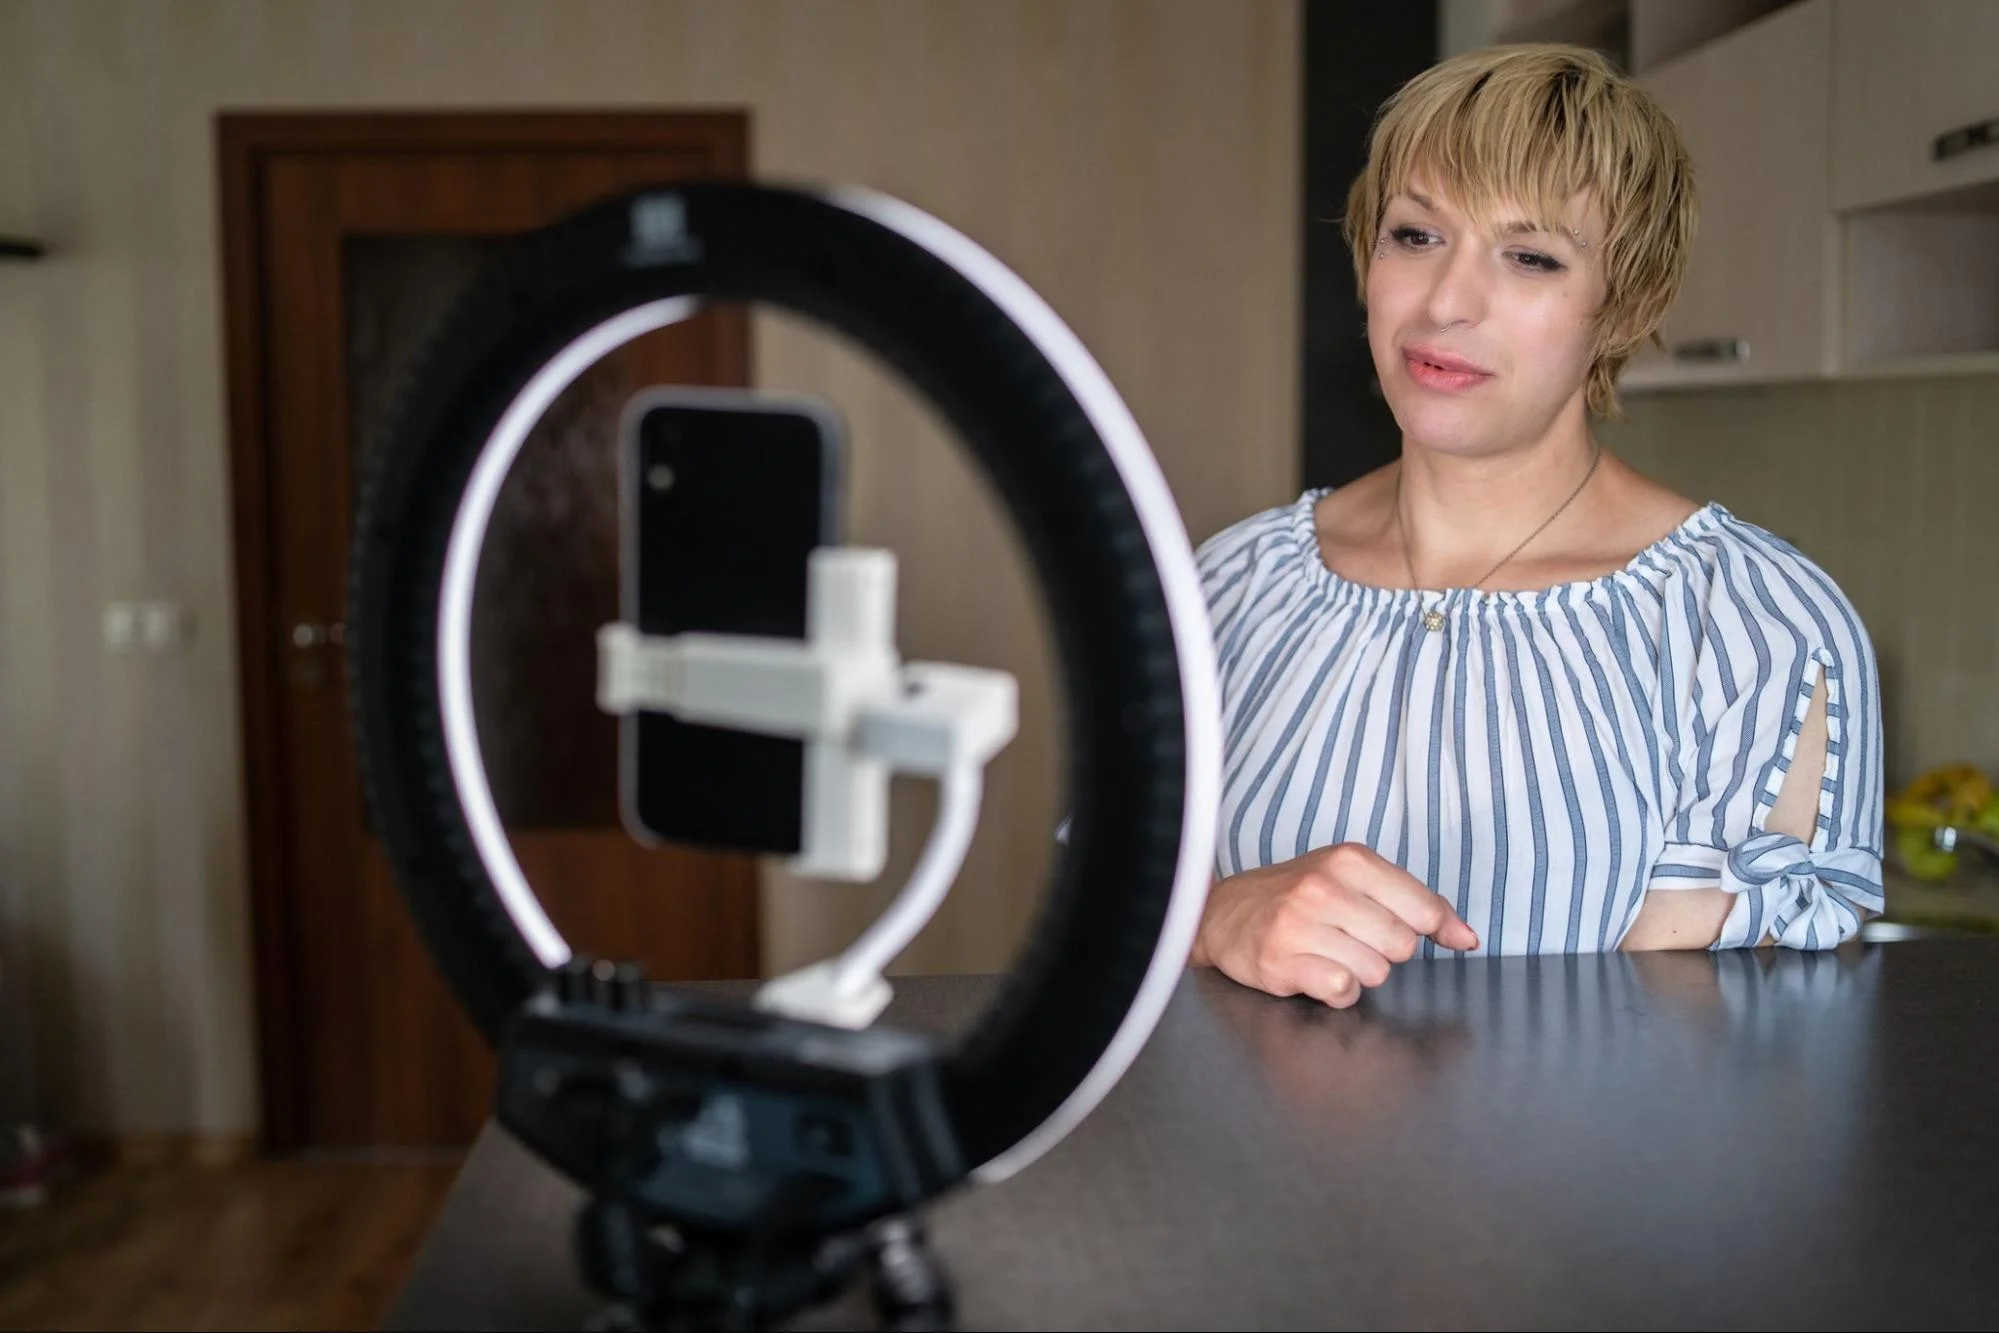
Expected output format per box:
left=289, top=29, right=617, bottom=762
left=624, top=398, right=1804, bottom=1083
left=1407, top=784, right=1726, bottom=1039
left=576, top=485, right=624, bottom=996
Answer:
left=0, top=0, right=1301, bottom=1136
left=1603, top=376, right=1999, bottom=792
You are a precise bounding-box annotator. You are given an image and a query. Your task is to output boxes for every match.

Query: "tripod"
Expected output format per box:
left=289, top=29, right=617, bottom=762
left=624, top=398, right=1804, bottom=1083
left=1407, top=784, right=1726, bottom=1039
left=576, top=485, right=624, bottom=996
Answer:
left=497, top=969, right=966, bottom=1331
left=574, top=1194, right=953, bottom=1331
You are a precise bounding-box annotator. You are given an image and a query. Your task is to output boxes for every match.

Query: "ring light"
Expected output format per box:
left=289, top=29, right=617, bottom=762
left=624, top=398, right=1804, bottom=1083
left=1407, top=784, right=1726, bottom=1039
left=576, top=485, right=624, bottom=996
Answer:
left=346, top=180, right=1220, bottom=1323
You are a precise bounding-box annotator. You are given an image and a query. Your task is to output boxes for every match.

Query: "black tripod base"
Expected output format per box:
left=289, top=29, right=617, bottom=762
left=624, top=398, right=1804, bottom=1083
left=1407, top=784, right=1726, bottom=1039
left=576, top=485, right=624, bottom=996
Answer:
left=574, top=1197, right=954, bottom=1332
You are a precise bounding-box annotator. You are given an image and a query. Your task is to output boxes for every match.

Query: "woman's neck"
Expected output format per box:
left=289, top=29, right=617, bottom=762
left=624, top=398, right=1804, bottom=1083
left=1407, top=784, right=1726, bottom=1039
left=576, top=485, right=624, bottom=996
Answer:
left=1393, top=419, right=1604, bottom=588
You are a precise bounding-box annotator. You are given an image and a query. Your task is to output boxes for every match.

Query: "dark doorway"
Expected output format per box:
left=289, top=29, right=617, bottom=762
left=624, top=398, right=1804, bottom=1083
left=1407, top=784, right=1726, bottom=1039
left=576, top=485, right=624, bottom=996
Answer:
left=1302, top=0, right=1439, bottom=489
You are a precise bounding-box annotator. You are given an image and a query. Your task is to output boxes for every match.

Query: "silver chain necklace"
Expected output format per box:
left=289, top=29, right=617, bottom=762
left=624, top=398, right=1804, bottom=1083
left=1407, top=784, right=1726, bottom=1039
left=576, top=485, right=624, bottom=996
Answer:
left=1395, top=440, right=1603, bottom=632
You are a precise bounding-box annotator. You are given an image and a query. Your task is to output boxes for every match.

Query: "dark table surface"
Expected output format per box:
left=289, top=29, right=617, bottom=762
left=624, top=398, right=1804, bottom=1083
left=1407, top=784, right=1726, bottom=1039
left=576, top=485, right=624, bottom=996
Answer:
left=385, top=940, right=1999, bottom=1330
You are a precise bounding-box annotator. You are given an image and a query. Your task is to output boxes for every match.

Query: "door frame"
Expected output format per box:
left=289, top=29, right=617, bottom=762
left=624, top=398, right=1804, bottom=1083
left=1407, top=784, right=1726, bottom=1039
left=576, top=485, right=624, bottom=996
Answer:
left=217, top=111, right=751, bottom=1149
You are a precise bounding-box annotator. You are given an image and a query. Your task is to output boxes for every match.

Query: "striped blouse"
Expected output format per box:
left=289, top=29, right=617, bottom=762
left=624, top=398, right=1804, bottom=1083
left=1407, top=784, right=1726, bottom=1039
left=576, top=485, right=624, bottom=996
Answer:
left=1197, top=489, right=1885, bottom=956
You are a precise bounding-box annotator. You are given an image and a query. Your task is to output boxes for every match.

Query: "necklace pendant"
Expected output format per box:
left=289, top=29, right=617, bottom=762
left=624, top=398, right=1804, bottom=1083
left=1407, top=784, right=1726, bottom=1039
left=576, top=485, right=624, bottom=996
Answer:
left=1420, top=607, right=1447, bottom=633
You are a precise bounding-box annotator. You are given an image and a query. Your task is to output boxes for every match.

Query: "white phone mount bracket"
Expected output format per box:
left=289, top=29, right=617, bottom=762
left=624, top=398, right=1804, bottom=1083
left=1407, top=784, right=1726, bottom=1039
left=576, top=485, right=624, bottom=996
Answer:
left=597, top=546, right=1017, bottom=1030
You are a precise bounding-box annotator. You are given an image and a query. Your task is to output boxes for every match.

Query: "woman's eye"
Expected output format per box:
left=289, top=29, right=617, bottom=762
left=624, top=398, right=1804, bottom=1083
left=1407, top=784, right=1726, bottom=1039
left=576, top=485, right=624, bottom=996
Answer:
left=1510, top=249, right=1565, bottom=274
left=1388, top=225, right=1437, bottom=250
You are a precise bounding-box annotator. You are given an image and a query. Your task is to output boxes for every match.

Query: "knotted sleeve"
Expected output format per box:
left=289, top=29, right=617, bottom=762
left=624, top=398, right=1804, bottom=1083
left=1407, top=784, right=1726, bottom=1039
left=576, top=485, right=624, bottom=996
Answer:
left=1644, top=535, right=1885, bottom=951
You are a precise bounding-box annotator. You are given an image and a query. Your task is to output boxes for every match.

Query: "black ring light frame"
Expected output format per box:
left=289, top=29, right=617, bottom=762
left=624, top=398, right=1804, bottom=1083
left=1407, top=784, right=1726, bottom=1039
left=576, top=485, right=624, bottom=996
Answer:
left=346, top=181, right=1220, bottom=1206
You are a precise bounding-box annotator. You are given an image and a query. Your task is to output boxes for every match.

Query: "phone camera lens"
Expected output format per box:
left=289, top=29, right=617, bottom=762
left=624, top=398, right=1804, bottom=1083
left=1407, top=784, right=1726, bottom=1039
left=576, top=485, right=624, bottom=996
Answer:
left=647, top=463, right=676, bottom=492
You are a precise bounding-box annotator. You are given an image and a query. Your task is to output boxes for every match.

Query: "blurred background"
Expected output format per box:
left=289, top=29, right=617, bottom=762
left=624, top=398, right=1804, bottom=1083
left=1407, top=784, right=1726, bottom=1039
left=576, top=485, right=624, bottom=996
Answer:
left=0, top=0, right=1994, bottom=1327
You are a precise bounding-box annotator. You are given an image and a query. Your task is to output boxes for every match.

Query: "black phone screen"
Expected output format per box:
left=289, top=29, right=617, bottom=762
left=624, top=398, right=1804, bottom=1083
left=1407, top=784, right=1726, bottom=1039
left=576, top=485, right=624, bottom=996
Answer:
left=623, top=390, right=841, bottom=855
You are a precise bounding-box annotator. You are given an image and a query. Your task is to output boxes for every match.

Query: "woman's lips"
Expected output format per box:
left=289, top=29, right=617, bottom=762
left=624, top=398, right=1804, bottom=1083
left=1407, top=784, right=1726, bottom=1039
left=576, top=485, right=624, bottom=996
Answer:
left=1402, top=345, right=1494, bottom=392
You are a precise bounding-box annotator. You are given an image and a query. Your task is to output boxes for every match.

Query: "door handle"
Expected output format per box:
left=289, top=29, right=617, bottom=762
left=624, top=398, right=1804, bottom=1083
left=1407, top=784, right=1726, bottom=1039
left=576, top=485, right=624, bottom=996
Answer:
left=292, top=621, right=346, bottom=648
left=1934, top=116, right=1999, bottom=163
left=1672, top=337, right=1749, bottom=364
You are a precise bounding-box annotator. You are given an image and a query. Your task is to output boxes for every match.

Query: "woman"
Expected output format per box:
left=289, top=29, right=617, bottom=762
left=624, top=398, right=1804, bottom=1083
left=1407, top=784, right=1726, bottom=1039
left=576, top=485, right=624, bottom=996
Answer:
left=1191, top=44, right=1883, bottom=1007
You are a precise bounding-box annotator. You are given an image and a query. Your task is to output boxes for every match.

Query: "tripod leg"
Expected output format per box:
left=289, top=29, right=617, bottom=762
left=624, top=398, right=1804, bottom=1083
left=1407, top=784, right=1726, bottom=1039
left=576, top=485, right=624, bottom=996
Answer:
left=571, top=1194, right=946, bottom=1331
left=867, top=1214, right=954, bottom=1332
left=575, top=1198, right=675, bottom=1329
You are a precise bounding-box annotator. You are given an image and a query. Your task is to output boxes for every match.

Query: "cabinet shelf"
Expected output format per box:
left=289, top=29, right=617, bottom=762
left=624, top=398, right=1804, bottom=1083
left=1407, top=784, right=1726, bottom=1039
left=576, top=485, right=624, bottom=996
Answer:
left=1841, top=200, right=1999, bottom=374
left=1840, top=350, right=1999, bottom=383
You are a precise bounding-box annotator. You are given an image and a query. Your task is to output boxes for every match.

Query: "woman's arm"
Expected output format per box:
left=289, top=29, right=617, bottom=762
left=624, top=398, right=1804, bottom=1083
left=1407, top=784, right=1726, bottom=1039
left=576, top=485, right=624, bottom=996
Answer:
left=1622, top=671, right=1831, bottom=951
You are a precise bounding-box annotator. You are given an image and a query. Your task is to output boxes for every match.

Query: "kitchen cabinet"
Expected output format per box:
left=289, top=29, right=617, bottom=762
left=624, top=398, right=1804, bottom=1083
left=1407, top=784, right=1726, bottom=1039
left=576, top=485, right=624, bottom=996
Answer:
left=1619, top=0, right=1838, bottom=390
left=1478, top=0, right=1999, bottom=390
left=1488, top=0, right=1790, bottom=72
left=1831, top=0, right=1999, bottom=212
left=1830, top=0, right=1999, bottom=376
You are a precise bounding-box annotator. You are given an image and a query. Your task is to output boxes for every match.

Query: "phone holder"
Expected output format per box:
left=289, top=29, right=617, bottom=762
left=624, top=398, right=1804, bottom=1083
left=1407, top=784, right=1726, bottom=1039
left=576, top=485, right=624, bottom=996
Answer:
left=345, top=180, right=1223, bottom=1331
left=597, top=546, right=1017, bottom=1029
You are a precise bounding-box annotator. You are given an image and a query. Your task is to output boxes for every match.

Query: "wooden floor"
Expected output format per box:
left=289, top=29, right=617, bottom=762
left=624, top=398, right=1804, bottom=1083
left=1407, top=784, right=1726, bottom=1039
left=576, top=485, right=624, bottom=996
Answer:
left=0, top=1156, right=460, bottom=1331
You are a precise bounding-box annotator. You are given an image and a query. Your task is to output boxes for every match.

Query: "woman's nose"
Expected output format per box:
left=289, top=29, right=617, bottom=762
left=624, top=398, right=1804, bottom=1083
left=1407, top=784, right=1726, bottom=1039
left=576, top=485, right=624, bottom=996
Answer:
left=1421, top=245, right=1488, bottom=331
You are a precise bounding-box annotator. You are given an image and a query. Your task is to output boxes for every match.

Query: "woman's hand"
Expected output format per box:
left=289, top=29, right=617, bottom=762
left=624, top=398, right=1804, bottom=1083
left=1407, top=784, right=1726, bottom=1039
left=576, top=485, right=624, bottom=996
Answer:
left=1191, top=844, right=1479, bottom=1007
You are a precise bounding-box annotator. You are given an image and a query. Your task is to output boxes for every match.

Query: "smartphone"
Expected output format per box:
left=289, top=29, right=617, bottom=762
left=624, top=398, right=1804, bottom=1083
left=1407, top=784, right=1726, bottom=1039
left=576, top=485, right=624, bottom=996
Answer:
left=619, top=386, right=843, bottom=855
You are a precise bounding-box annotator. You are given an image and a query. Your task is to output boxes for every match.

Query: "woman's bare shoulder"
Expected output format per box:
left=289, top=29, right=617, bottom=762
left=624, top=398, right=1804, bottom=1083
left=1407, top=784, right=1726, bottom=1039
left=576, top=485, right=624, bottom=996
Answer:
left=1312, top=464, right=1399, bottom=546
left=1600, top=456, right=1703, bottom=552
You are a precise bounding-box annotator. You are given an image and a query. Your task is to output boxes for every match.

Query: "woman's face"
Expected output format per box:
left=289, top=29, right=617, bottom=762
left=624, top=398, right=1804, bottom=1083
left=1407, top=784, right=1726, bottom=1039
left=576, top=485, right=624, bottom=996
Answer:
left=1365, top=180, right=1607, bottom=458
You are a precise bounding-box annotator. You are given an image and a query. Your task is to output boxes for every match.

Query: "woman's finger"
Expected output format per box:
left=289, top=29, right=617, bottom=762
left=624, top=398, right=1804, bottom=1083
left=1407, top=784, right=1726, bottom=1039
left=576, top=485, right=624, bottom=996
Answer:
left=1310, top=927, right=1398, bottom=991
left=1313, top=843, right=1480, bottom=951
left=1311, top=889, right=1425, bottom=964
left=1278, top=953, right=1362, bottom=1009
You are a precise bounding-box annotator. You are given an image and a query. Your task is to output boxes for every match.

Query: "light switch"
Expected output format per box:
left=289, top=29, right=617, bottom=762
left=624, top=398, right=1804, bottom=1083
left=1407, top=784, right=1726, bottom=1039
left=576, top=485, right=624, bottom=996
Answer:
left=103, top=603, right=139, bottom=651
left=104, top=601, right=193, bottom=653
left=139, top=601, right=190, bottom=650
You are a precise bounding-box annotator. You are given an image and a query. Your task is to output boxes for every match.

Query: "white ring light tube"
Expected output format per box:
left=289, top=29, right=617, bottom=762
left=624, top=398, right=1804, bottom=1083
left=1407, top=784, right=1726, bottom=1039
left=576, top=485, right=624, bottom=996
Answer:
left=438, top=297, right=702, bottom=970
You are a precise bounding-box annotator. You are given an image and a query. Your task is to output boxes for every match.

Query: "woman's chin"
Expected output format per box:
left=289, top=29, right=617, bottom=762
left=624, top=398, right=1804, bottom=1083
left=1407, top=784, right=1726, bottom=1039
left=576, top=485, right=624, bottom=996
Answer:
left=1388, top=399, right=1510, bottom=458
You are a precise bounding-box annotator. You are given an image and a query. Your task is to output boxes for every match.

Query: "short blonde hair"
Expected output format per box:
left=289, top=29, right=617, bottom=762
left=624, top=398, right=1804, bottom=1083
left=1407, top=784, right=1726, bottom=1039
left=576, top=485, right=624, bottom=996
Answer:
left=1344, top=44, right=1696, bottom=419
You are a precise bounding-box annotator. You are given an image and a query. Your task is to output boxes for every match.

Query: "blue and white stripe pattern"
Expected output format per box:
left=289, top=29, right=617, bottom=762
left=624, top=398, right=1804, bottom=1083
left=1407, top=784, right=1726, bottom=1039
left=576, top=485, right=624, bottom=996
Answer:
left=1199, top=489, right=1884, bottom=955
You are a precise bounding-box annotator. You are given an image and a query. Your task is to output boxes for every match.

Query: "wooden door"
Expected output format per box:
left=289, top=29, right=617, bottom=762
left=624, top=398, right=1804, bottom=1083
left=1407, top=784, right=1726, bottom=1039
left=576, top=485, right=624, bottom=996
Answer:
left=221, top=114, right=762, bottom=1151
